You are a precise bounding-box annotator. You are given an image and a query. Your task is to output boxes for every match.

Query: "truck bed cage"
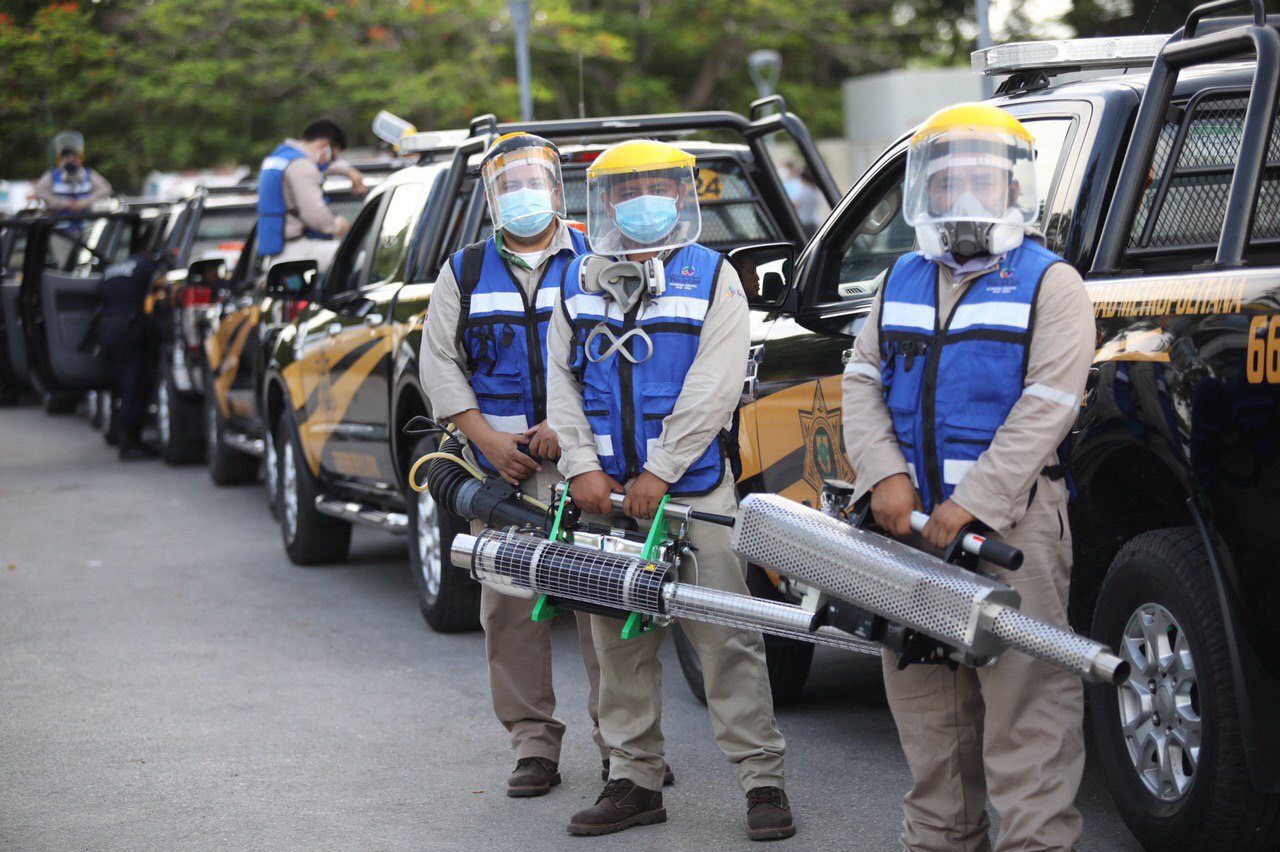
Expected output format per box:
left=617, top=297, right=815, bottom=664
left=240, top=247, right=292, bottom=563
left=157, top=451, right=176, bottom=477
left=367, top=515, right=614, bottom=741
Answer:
left=1092, top=0, right=1280, bottom=274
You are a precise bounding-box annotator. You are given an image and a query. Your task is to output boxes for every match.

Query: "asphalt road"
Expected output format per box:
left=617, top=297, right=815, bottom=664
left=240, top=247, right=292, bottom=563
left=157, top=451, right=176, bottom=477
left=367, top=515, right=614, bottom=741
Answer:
left=0, top=405, right=1143, bottom=851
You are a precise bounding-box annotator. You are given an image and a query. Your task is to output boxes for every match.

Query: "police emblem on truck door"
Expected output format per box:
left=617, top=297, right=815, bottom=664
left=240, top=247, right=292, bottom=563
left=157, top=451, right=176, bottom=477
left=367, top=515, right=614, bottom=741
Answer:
left=798, top=381, right=856, bottom=495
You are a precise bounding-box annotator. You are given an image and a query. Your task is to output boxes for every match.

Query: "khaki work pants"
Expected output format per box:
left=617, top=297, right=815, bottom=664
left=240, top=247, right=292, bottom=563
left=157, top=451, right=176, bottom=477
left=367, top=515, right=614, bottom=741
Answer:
left=883, top=475, right=1085, bottom=852
left=590, top=472, right=786, bottom=793
left=471, top=463, right=608, bottom=764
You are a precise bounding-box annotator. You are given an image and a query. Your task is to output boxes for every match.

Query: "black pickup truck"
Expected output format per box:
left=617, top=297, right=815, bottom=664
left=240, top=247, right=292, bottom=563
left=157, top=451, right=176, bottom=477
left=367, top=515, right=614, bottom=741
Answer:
left=729, top=4, right=1280, bottom=847
left=198, top=182, right=382, bottom=490
left=261, top=101, right=838, bottom=638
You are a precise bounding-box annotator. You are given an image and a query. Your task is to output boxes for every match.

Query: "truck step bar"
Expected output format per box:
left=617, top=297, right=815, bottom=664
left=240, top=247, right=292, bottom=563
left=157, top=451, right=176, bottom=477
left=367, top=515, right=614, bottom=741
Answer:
left=223, top=431, right=265, bottom=458
left=314, top=496, right=409, bottom=533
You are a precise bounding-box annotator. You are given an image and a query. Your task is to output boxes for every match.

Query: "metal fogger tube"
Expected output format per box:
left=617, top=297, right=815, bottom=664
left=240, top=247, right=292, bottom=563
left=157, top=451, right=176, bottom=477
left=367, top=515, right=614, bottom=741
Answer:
left=730, top=494, right=1128, bottom=685
left=450, top=529, right=881, bottom=654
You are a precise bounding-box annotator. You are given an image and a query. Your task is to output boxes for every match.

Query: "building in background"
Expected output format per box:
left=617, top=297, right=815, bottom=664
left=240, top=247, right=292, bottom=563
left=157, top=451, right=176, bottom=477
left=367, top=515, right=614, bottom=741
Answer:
left=843, top=68, right=984, bottom=184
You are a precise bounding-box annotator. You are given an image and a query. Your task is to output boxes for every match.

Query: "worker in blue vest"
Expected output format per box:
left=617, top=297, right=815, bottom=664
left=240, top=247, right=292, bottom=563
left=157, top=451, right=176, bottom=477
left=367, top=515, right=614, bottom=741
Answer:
left=33, top=131, right=113, bottom=234
left=419, top=132, right=615, bottom=799
left=842, top=104, right=1095, bottom=851
left=256, top=118, right=361, bottom=274
left=547, top=140, right=793, bottom=841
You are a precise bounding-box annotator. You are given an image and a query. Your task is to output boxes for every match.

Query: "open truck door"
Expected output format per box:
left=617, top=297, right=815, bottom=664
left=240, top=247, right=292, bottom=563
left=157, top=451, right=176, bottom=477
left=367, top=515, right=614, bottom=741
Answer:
left=20, top=212, right=143, bottom=395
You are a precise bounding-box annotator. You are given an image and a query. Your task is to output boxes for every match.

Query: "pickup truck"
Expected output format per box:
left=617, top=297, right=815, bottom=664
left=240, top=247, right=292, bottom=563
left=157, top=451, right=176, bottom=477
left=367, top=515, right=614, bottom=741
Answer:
left=261, top=102, right=838, bottom=642
left=198, top=181, right=385, bottom=492
left=728, top=4, right=1280, bottom=847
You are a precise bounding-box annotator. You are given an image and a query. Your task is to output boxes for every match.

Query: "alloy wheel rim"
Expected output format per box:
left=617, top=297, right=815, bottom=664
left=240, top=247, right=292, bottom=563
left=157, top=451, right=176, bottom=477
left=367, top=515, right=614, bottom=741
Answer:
left=158, top=382, right=171, bottom=447
left=1116, top=602, right=1202, bottom=802
left=282, top=438, right=299, bottom=541
left=416, top=487, right=442, bottom=602
left=265, top=429, right=278, bottom=505
left=206, top=395, right=218, bottom=459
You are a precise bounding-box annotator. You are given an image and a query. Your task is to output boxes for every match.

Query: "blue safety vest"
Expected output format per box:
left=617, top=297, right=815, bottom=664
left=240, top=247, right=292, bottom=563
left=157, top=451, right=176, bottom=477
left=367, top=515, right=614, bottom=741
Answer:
left=50, top=166, right=94, bottom=233
left=256, top=143, right=330, bottom=256
left=453, top=228, right=586, bottom=474
left=878, top=240, right=1061, bottom=510
left=51, top=166, right=93, bottom=201
left=561, top=243, right=726, bottom=496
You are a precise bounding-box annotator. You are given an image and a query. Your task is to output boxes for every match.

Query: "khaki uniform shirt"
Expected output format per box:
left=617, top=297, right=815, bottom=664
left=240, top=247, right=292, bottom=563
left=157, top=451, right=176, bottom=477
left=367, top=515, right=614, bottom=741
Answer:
left=419, top=221, right=580, bottom=424
left=842, top=238, right=1095, bottom=533
left=547, top=254, right=750, bottom=485
left=279, top=139, right=348, bottom=240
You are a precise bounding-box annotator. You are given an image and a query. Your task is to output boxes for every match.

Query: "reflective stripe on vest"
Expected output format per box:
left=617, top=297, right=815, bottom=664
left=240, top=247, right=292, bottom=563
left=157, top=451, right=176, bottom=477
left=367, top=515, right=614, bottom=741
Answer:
left=51, top=167, right=93, bottom=200
left=560, top=243, right=725, bottom=495
left=453, top=229, right=586, bottom=474
left=878, top=241, right=1061, bottom=509
left=256, top=143, right=311, bottom=256
left=50, top=167, right=94, bottom=233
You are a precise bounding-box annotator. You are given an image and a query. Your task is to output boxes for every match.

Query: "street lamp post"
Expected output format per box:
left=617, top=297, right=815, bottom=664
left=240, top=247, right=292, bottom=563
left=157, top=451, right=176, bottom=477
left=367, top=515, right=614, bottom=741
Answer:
left=747, top=49, right=782, bottom=102
left=509, top=0, right=534, bottom=121
left=977, top=0, right=994, bottom=98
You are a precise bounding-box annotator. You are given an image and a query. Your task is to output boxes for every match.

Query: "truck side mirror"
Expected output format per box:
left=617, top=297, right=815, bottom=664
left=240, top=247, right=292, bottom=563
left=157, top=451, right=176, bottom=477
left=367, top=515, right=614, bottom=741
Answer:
left=187, top=257, right=227, bottom=286
left=266, top=259, right=317, bottom=300
left=728, top=242, right=793, bottom=310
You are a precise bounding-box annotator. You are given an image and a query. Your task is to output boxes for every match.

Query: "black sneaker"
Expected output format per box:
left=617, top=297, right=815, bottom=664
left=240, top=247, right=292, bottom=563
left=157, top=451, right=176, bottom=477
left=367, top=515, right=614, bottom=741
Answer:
left=119, top=443, right=159, bottom=461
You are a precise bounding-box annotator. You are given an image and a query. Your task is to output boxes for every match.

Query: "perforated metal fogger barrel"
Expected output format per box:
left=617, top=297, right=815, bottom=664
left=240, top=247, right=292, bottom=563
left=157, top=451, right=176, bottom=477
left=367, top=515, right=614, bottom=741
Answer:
left=452, top=529, right=670, bottom=612
left=731, top=494, right=1128, bottom=684
left=451, top=530, right=881, bottom=655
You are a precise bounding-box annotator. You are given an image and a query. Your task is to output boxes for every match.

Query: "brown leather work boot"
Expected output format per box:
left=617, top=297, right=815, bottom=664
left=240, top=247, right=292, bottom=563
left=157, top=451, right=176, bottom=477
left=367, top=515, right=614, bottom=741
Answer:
left=567, top=779, right=666, bottom=836
left=746, top=786, right=795, bottom=841
left=601, top=759, right=675, bottom=786
left=507, top=757, right=561, bottom=798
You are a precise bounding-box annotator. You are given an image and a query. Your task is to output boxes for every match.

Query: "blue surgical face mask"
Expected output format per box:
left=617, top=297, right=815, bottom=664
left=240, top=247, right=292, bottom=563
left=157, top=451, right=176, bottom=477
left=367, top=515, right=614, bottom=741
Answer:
left=614, top=195, right=679, bottom=244
left=499, top=187, right=556, bottom=238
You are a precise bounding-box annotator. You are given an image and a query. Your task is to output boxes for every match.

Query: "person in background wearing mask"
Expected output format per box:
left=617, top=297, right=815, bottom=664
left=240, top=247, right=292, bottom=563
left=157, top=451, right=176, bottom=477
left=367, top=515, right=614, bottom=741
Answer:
left=842, top=104, right=1093, bottom=851
left=256, top=118, right=364, bottom=274
left=419, top=132, right=619, bottom=799
left=33, top=130, right=113, bottom=231
left=548, top=139, right=793, bottom=841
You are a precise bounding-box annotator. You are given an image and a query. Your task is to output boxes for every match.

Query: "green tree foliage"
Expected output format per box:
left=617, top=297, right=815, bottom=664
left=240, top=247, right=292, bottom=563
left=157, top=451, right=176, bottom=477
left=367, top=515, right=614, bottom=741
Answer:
left=0, top=0, right=1185, bottom=189
left=1064, top=0, right=1195, bottom=38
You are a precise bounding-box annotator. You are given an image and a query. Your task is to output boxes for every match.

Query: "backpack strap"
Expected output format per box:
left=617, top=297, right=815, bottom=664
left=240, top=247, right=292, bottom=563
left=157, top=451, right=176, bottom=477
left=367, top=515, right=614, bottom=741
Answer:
left=453, top=241, right=487, bottom=373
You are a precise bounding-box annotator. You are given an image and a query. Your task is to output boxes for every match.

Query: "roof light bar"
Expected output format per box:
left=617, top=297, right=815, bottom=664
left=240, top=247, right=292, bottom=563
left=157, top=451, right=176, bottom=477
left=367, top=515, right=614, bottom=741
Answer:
left=399, top=129, right=470, bottom=155
left=973, top=34, right=1170, bottom=76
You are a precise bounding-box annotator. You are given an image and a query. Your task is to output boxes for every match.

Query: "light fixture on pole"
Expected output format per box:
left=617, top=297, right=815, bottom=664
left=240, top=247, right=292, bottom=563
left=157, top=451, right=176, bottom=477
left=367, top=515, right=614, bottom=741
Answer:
left=509, top=0, right=534, bottom=121
left=747, top=49, right=783, bottom=100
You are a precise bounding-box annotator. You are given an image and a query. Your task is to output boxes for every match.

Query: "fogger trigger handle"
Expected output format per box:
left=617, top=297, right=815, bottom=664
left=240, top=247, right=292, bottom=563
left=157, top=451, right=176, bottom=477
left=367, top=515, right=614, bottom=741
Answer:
left=909, top=511, right=1023, bottom=571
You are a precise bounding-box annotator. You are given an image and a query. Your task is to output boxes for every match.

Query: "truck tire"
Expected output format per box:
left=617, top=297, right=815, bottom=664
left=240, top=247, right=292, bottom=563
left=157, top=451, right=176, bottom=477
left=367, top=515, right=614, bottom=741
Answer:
left=204, top=371, right=257, bottom=485
left=278, top=413, right=351, bottom=566
left=673, top=564, right=815, bottom=707
left=1089, top=527, right=1280, bottom=851
left=156, top=365, right=203, bottom=464
left=102, top=391, right=119, bottom=445
left=406, top=435, right=480, bottom=633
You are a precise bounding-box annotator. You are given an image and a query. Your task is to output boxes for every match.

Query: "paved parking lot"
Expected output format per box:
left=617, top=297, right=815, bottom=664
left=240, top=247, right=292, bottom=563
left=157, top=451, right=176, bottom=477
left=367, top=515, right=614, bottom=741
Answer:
left=0, top=406, right=1141, bottom=851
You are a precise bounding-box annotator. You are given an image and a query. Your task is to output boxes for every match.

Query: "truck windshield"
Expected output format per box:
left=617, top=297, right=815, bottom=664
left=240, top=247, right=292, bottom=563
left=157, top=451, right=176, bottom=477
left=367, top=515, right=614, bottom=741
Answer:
left=475, top=156, right=784, bottom=251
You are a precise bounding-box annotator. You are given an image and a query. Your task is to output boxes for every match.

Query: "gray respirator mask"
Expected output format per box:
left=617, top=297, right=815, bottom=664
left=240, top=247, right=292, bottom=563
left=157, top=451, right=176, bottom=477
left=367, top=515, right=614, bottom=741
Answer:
left=579, top=256, right=666, bottom=364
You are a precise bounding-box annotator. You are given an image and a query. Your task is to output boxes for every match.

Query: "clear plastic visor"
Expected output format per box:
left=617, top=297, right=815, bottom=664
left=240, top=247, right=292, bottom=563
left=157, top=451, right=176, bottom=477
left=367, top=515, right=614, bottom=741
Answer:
left=904, top=132, right=1038, bottom=226
left=482, top=149, right=566, bottom=234
left=585, top=164, right=701, bottom=256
